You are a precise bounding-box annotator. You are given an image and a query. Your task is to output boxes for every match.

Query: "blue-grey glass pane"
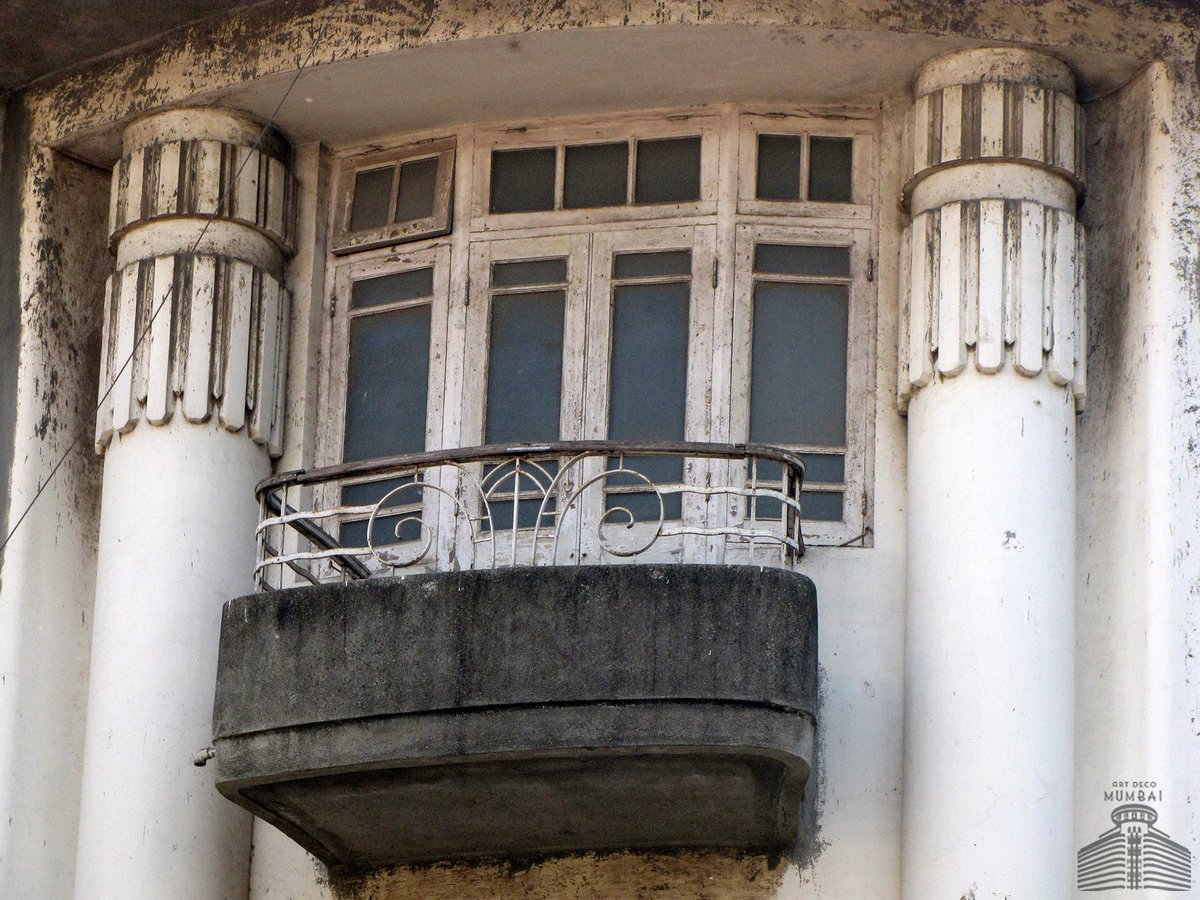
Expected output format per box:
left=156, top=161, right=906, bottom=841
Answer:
left=609, top=282, right=690, bottom=441
left=756, top=134, right=803, bottom=201
left=481, top=462, right=558, bottom=531
left=350, top=267, right=434, bottom=310
left=349, top=166, right=393, bottom=231
left=752, top=459, right=784, bottom=483
left=750, top=494, right=783, bottom=521
left=564, top=142, right=628, bottom=209
left=490, top=147, right=556, bottom=214
left=606, top=454, right=684, bottom=485
left=340, top=513, right=423, bottom=547
left=605, top=489, right=682, bottom=522
left=808, top=136, right=853, bottom=202
left=492, top=258, right=567, bottom=288
left=612, top=250, right=691, bottom=279
left=802, top=490, right=843, bottom=521
left=486, top=291, right=565, bottom=443
left=395, top=156, right=439, bottom=223
left=605, top=455, right=684, bottom=521
left=487, top=499, right=560, bottom=530
left=800, top=454, right=845, bottom=483
left=343, top=305, right=431, bottom=461
left=750, top=454, right=841, bottom=488
left=340, top=476, right=423, bottom=547
left=751, top=490, right=841, bottom=522
left=635, top=137, right=702, bottom=204
left=754, top=243, right=850, bottom=278
left=749, top=281, right=849, bottom=447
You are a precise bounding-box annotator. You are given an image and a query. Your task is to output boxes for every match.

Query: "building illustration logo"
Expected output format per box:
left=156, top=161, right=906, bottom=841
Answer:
left=1078, top=803, right=1192, bottom=891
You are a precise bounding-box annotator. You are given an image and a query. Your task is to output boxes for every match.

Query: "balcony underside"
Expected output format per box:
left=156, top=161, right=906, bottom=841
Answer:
left=212, top=564, right=817, bottom=871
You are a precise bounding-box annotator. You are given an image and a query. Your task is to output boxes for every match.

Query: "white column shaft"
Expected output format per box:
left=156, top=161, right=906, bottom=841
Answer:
left=74, top=421, right=262, bottom=899
left=902, top=372, right=1075, bottom=897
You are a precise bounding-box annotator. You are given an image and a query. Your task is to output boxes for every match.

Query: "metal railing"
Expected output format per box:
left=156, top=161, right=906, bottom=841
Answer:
left=254, top=440, right=805, bottom=590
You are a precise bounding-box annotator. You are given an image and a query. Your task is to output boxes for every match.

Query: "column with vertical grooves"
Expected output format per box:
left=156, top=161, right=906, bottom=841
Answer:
left=74, top=109, right=294, bottom=900
left=898, top=49, right=1085, bottom=899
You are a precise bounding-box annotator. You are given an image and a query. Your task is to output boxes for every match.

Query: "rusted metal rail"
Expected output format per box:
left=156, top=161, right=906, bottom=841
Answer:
left=255, top=440, right=806, bottom=589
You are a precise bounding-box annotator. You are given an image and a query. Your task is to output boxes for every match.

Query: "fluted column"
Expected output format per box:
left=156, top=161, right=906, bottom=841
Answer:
left=898, top=49, right=1085, bottom=898
left=74, top=109, right=293, bottom=900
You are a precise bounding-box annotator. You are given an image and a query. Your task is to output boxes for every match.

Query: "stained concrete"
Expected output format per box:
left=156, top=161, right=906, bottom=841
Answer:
left=0, top=98, right=21, bottom=560
left=0, top=0, right=269, bottom=92
left=213, top=564, right=817, bottom=872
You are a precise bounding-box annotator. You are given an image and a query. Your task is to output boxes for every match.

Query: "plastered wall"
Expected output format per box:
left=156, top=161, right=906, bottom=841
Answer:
left=1075, top=58, right=1200, bottom=888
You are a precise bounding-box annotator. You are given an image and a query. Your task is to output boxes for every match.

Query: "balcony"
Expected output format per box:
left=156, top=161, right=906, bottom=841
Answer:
left=212, top=442, right=818, bottom=872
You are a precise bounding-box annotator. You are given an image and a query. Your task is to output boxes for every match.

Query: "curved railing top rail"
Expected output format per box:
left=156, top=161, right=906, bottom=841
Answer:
left=255, top=440, right=807, bottom=588
left=256, top=440, right=807, bottom=497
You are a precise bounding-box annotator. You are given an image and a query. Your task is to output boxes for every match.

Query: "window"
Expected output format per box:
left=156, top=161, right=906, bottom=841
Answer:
left=323, top=108, right=876, bottom=547
left=333, top=139, right=455, bottom=254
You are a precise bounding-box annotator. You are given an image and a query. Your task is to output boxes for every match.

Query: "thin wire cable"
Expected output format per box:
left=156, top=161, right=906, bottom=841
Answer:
left=0, top=4, right=339, bottom=562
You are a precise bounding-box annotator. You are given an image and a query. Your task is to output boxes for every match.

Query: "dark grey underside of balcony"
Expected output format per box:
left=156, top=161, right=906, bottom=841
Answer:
left=212, top=564, right=817, bottom=872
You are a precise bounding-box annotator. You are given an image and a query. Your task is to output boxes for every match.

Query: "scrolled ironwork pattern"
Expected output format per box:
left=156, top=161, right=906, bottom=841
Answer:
left=254, top=441, right=806, bottom=589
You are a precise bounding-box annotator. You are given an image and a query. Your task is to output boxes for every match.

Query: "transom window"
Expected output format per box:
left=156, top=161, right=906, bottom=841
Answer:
left=320, top=106, right=877, bottom=548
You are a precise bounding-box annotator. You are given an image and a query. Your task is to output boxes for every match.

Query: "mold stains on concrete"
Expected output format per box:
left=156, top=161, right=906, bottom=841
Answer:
left=0, top=97, right=28, bottom=552
left=14, top=133, right=109, bottom=550
left=21, top=0, right=1200, bottom=152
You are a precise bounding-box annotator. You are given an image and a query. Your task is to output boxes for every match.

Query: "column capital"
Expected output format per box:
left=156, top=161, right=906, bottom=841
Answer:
left=899, top=47, right=1087, bottom=412
left=96, top=107, right=295, bottom=455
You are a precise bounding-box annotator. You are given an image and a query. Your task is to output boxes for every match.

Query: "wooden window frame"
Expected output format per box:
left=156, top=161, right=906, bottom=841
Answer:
left=315, top=245, right=452, bottom=574
left=316, top=105, right=879, bottom=551
left=730, top=223, right=874, bottom=546
left=470, top=114, right=721, bottom=233
left=737, top=112, right=876, bottom=220
left=331, top=139, right=456, bottom=255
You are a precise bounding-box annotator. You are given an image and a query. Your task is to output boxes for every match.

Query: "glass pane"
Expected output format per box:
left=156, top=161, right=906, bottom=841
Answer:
left=799, top=453, right=845, bottom=484
left=482, top=462, right=558, bottom=531
left=754, top=243, right=850, bottom=278
left=756, top=134, right=803, bottom=201
left=749, top=494, right=783, bottom=521
left=349, top=166, right=393, bottom=231
left=350, top=267, right=434, bottom=310
left=635, top=137, right=702, bottom=204
left=751, top=489, right=842, bottom=522
left=343, top=304, right=431, bottom=461
left=340, top=476, right=423, bottom=547
left=490, top=147, right=556, bottom=214
left=613, top=250, right=691, bottom=279
left=802, top=490, right=844, bottom=521
left=605, top=456, right=683, bottom=522
left=395, top=156, right=439, bottom=223
left=808, top=136, right=854, bottom=202
left=753, top=455, right=843, bottom=485
left=564, top=142, right=628, bottom=209
left=749, top=281, right=849, bottom=447
left=486, top=290, right=565, bottom=443
left=609, top=281, right=690, bottom=441
left=492, top=258, right=568, bottom=288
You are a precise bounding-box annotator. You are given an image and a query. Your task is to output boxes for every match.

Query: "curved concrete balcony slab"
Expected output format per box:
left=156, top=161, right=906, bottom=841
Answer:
left=212, top=564, right=817, bottom=871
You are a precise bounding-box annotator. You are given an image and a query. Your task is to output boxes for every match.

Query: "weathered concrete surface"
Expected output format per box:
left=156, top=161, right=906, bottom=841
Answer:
left=346, top=850, right=799, bottom=899
left=0, top=0, right=269, bottom=93
left=214, top=565, right=817, bottom=871
left=1075, top=58, right=1200, bottom=872
left=0, top=116, right=108, bottom=896
left=23, top=0, right=1200, bottom=161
